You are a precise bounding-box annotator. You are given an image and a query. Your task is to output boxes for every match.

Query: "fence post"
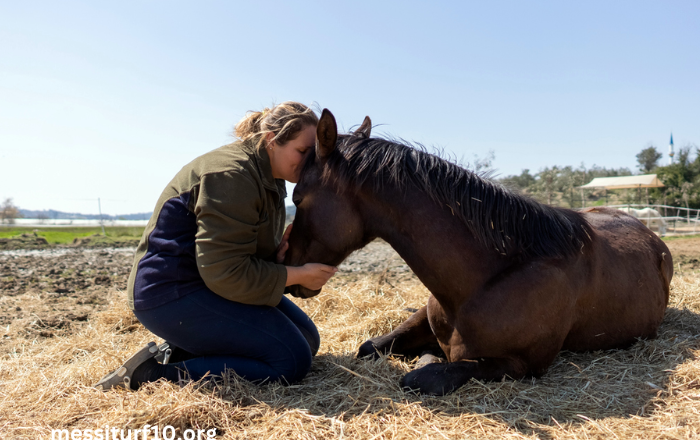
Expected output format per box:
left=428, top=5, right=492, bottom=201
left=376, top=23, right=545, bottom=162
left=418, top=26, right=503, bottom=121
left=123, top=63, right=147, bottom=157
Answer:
left=98, top=198, right=106, bottom=236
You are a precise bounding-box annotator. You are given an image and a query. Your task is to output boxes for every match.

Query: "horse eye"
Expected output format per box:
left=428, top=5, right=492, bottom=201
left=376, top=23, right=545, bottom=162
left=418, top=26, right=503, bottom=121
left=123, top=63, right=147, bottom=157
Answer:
left=292, top=197, right=302, bottom=206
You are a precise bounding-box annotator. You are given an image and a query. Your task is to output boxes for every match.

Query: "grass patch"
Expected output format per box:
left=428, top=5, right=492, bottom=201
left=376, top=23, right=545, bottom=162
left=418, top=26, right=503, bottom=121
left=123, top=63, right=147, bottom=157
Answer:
left=0, top=227, right=144, bottom=244
left=662, top=233, right=700, bottom=242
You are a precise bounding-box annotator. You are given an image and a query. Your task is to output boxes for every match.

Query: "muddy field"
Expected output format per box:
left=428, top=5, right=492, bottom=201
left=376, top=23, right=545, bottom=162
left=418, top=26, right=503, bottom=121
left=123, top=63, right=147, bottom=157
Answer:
left=1, top=235, right=700, bottom=439
left=0, top=246, right=133, bottom=344
left=0, top=239, right=412, bottom=352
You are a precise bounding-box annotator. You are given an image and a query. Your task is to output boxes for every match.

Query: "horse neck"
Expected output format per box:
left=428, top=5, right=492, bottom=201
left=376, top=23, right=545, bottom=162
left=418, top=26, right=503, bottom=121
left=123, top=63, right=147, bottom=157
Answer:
left=358, top=185, right=511, bottom=311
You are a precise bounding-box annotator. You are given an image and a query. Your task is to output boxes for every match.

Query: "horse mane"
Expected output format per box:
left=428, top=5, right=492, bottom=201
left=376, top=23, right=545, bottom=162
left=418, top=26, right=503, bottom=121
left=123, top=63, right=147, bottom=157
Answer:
left=316, top=135, right=593, bottom=259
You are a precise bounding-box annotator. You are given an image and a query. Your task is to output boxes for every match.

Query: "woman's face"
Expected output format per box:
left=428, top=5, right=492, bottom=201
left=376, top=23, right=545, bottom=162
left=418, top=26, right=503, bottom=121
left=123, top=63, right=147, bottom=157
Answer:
left=268, top=124, right=317, bottom=183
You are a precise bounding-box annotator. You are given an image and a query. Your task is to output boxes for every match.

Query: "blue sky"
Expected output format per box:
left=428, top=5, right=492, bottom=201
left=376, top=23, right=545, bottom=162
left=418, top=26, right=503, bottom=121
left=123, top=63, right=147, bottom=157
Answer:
left=1, top=1, right=698, bottom=215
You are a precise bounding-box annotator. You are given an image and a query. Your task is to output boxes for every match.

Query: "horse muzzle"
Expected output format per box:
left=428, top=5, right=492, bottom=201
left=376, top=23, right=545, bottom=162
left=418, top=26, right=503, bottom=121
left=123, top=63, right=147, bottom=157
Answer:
left=287, top=284, right=322, bottom=299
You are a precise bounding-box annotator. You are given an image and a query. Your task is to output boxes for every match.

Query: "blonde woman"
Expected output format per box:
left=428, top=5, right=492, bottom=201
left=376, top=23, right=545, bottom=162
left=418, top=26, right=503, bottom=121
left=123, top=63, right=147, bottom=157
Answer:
left=96, top=102, right=337, bottom=390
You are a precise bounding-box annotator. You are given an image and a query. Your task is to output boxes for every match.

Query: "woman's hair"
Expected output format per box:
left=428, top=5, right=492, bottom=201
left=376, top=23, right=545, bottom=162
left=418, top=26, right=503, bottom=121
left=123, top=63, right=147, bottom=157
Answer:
left=234, top=101, right=319, bottom=150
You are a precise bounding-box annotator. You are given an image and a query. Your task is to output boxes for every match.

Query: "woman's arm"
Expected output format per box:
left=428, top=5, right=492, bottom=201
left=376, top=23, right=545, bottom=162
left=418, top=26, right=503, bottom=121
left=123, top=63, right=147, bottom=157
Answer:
left=195, top=170, right=288, bottom=306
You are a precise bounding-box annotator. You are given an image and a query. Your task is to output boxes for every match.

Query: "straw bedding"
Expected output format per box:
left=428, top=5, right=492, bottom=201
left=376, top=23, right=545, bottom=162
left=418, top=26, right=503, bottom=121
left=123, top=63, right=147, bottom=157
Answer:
left=1, top=241, right=699, bottom=439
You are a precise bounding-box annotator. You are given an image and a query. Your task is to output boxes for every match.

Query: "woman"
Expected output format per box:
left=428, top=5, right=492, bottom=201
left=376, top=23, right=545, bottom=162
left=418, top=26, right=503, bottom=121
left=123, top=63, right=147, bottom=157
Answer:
left=96, top=102, right=337, bottom=391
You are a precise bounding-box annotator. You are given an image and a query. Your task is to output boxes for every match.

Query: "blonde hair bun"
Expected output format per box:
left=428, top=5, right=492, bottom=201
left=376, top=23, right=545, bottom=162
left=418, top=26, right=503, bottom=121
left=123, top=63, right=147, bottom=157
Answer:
left=234, top=102, right=318, bottom=150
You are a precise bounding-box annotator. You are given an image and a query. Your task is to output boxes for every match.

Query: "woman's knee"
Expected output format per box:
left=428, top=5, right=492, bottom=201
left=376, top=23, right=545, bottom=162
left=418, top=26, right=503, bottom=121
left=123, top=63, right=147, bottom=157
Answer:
left=298, top=326, right=320, bottom=357
left=276, top=296, right=320, bottom=356
left=277, top=350, right=313, bottom=384
left=265, top=333, right=314, bottom=383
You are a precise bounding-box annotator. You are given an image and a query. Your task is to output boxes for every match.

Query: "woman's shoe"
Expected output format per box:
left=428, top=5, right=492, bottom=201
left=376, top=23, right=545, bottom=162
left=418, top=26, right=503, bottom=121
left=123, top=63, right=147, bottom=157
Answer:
left=154, top=342, right=173, bottom=364
left=154, top=341, right=197, bottom=364
left=94, top=342, right=159, bottom=391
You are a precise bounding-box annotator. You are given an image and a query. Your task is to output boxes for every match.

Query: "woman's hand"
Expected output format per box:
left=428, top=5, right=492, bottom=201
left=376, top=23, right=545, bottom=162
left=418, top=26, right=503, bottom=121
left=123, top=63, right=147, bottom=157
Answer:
left=285, top=263, right=338, bottom=291
left=275, top=224, right=293, bottom=264
left=279, top=224, right=338, bottom=290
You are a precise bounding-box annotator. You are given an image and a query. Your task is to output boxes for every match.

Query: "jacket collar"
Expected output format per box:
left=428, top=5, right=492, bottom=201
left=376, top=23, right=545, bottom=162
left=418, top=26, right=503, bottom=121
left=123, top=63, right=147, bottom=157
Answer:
left=241, top=140, right=287, bottom=198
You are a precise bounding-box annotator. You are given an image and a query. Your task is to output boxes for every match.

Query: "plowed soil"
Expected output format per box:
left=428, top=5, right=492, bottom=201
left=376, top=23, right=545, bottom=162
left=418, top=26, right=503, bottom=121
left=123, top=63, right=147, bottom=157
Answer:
left=0, top=238, right=413, bottom=346
left=0, top=247, right=134, bottom=344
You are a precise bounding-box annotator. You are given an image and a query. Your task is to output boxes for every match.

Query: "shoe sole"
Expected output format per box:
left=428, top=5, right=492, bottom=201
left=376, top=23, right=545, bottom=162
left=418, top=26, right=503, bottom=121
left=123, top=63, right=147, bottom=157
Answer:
left=95, top=342, right=159, bottom=391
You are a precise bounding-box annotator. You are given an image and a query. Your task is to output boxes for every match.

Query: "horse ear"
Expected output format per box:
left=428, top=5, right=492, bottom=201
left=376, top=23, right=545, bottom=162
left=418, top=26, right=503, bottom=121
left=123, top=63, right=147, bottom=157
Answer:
left=316, top=108, right=338, bottom=159
left=354, top=116, right=372, bottom=138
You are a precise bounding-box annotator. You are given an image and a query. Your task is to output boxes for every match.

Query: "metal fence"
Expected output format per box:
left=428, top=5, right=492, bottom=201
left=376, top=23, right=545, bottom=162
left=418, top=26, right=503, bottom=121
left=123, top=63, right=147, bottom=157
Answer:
left=606, top=204, right=700, bottom=236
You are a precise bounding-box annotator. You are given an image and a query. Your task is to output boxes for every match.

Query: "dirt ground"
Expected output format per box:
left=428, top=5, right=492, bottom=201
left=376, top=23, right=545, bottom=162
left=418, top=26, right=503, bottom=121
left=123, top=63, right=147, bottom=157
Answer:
left=0, top=246, right=132, bottom=346
left=663, top=236, right=700, bottom=271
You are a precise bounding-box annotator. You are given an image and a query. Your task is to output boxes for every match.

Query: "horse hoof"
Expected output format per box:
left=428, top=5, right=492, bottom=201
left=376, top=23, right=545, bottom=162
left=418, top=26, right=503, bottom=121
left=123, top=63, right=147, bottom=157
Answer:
left=400, top=364, right=453, bottom=396
left=357, top=340, right=382, bottom=359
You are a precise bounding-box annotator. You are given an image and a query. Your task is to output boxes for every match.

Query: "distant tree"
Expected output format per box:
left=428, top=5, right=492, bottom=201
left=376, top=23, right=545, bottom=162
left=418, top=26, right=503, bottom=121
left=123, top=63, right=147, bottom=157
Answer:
left=0, top=198, right=21, bottom=224
left=535, top=167, right=559, bottom=205
left=653, top=144, right=700, bottom=208
left=501, top=169, right=536, bottom=190
left=656, top=146, right=696, bottom=189
left=636, top=145, right=662, bottom=174
left=469, top=150, right=496, bottom=175
left=500, top=164, right=632, bottom=207
left=586, top=164, right=632, bottom=178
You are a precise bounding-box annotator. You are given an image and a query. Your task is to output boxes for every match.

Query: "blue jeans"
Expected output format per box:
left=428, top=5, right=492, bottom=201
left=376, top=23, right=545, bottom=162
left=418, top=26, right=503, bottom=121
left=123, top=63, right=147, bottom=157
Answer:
left=133, top=287, right=320, bottom=384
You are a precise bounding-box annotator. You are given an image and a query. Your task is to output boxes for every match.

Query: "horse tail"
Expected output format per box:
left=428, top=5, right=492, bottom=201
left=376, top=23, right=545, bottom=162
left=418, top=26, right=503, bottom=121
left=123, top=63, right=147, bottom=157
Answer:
left=659, top=248, right=673, bottom=306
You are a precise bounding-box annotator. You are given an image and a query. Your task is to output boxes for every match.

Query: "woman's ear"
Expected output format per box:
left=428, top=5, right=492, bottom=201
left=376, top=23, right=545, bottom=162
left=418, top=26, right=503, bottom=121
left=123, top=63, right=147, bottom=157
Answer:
left=265, top=132, right=275, bottom=148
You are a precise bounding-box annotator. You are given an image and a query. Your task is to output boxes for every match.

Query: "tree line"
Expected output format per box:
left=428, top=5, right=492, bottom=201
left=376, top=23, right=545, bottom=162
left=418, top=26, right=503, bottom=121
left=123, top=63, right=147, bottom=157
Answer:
left=498, top=142, right=700, bottom=209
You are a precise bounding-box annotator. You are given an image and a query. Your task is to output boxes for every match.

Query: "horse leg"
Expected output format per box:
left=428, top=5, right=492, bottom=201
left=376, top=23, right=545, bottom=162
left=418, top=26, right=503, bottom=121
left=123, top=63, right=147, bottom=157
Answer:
left=357, top=305, right=443, bottom=359
left=401, top=298, right=532, bottom=395
left=400, top=356, right=528, bottom=396
left=402, top=262, right=577, bottom=396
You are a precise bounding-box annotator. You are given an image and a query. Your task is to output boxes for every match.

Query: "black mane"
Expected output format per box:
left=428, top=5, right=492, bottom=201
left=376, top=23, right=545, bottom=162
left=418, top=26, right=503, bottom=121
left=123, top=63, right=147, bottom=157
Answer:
left=316, top=135, right=593, bottom=259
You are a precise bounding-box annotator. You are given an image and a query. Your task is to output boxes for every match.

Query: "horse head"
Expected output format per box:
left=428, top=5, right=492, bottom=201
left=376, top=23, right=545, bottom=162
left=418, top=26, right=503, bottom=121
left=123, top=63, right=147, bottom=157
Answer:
left=284, top=109, right=374, bottom=298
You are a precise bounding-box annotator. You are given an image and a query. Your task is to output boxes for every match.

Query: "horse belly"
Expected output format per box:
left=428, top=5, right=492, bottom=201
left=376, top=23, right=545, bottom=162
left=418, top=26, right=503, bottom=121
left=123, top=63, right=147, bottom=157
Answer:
left=563, top=209, right=672, bottom=351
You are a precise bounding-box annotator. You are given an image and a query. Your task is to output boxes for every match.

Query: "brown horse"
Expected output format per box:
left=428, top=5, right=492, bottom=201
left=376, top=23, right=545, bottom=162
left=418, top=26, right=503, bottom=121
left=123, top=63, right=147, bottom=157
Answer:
left=286, top=109, right=673, bottom=395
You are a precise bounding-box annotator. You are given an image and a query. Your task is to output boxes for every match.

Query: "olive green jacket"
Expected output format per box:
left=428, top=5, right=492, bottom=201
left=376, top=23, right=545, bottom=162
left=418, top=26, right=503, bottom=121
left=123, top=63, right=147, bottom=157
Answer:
left=127, top=140, right=288, bottom=310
